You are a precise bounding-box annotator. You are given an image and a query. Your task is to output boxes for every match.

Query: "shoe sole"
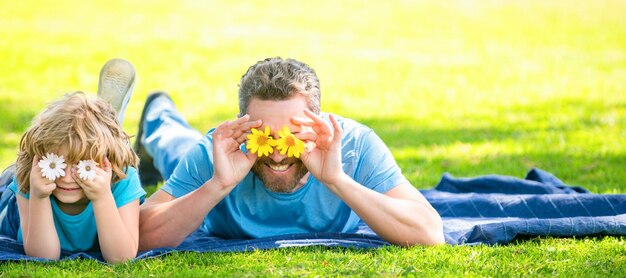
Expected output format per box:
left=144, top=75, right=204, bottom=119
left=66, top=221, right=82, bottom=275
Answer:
left=98, top=59, right=136, bottom=116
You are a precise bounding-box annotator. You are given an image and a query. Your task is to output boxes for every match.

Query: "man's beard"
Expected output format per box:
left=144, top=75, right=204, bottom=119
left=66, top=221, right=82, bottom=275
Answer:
left=251, top=156, right=309, bottom=193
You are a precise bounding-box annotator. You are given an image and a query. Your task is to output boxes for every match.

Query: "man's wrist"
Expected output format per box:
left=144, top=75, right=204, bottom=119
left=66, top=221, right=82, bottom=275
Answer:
left=323, top=172, right=352, bottom=192
left=203, top=177, right=237, bottom=196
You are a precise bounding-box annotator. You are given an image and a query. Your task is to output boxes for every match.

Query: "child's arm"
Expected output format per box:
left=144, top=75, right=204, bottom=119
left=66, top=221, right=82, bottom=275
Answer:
left=72, top=158, right=139, bottom=264
left=93, top=198, right=140, bottom=264
left=19, top=157, right=61, bottom=260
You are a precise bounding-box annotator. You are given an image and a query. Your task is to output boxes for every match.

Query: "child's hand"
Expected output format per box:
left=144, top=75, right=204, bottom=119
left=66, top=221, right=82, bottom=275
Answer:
left=29, top=155, right=57, bottom=199
left=71, top=157, right=113, bottom=202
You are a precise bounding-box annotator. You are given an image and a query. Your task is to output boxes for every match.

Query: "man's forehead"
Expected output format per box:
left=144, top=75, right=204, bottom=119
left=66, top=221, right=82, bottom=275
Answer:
left=247, top=97, right=308, bottom=119
left=247, top=97, right=309, bottom=132
left=255, top=116, right=302, bottom=133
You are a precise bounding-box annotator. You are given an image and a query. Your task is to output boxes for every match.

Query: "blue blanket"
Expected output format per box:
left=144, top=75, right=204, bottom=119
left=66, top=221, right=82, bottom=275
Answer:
left=1, top=168, right=625, bottom=262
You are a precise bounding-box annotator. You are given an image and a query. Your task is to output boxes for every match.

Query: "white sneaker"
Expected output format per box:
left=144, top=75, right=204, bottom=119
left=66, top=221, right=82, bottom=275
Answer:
left=97, top=58, right=136, bottom=124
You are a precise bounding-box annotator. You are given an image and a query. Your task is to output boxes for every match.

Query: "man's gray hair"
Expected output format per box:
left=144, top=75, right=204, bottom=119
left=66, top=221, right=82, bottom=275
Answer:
left=238, top=57, right=321, bottom=116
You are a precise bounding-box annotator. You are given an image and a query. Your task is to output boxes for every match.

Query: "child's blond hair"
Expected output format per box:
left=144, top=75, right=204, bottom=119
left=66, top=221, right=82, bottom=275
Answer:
left=15, top=91, right=138, bottom=193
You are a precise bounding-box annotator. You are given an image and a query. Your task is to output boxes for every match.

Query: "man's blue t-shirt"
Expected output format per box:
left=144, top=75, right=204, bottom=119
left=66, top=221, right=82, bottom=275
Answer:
left=161, top=114, right=409, bottom=239
left=7, top=167, right=145, bottom=252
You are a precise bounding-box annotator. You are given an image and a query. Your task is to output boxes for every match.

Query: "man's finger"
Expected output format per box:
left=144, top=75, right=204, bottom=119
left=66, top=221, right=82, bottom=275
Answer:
left=232, top=114, right=251, bottom=125
left=329, top=114, right=343, bottom=143
left=291, top=116, right=315, bottom=126
left=240, top=119, right=263, bottom=130
left=304, top=141, right=316, bottom=152
left=303, top=109, right=332, bottom=135
left=246, top=150, right=258, bottom=163
left=232, top=120, right=262, bottom=140
left=296, top=131, right=318, bottom=142
left=236, top=132, right=250, bottom=144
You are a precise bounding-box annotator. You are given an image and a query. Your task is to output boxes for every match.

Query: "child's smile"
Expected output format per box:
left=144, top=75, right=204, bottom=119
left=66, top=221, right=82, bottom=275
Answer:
left=52, top=181, right=89, bottom=215
left=52, top=181, right=87, bottom=205
left=56, top=186, right=81, bottom=192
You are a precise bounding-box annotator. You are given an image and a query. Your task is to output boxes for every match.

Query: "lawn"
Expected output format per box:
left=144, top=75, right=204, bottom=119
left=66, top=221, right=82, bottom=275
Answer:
left=1, top=0, right=625, bottom=276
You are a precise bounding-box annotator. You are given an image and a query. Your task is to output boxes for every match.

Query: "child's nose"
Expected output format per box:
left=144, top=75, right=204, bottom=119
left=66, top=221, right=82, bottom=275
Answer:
left=58, top=165, right=74, bottom=182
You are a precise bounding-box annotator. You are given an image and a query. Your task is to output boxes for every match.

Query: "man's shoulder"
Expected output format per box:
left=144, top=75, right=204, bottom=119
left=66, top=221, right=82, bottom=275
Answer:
left=322, top=113, right=385, bottom=155
left=187, top=128, right=217, bottom=152
left=322, top=112, right=372, bottom=135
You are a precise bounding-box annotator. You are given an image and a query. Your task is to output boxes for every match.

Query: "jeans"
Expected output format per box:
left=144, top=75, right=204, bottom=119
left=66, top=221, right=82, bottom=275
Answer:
left=141, top=95, right=202, bottom=180
left=0, top=165, right=18, bottom=238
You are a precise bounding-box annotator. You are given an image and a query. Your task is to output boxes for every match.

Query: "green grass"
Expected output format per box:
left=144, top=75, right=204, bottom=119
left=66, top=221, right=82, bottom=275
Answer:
left=1, top=0, right=625, bottom=276
left=1, top=238, right=625, bottom=276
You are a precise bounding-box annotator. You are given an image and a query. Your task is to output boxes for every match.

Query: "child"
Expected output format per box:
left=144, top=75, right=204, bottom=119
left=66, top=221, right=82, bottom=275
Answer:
left=0, top=91, right=145, bottom=263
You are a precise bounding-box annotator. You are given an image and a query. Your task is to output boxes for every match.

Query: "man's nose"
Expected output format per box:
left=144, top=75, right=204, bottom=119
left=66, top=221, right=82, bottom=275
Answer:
left=269, top=148, right=285, bottom=163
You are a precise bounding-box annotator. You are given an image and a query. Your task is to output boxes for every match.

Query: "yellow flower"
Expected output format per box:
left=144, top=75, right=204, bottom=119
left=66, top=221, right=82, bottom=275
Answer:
left=275, top=126, right=306, bottom=158
left=246, top=126, right=276, bottom=157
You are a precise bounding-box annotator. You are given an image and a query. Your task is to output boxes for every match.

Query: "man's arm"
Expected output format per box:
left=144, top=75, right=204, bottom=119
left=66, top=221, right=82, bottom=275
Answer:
left=324, top=177, right=444, bottom=246
left=139, top=115, right=262, bottom=251
left=138, top=180, right=232, bottom=251
left=296, top=111, right=444, bottom=246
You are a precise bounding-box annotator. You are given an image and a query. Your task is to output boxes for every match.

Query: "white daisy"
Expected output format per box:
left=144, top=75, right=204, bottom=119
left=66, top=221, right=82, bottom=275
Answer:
left=38, top=153, right=67, bottom=181
left=77, top=160, right=99, bottom=181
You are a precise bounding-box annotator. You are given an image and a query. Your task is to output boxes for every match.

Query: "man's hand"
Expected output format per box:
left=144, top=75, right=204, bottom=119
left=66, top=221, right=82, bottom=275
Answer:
left=71, top=157, right=113, bottom=202
left=211, top=114, right=262, bottom=189
left=29, top=156, right=57, bottom=199
left=293, top=110, right=346, bottom=187
left=295, top=111, right=445, bottom=246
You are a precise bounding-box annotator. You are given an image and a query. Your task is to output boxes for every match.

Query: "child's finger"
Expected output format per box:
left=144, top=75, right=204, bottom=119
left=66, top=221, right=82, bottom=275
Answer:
left=102, top=157, right=112, bottom=173
left=30, top=155, right=48, bottom=184
left=31, top=155, right=40, bottom=169
left=71, top=167, right=86, bottom=187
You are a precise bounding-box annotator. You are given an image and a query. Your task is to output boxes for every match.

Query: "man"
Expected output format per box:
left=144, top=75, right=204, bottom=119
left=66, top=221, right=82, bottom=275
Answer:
left=136, top=57, right=444, bottom=251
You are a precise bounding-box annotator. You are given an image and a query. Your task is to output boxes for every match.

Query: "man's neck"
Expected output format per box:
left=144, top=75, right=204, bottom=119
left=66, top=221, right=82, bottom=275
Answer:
left=289, top=172, right=311, bottom=193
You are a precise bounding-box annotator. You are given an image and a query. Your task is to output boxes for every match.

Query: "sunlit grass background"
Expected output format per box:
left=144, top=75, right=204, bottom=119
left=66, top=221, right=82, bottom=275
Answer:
left=1, top=0, right=625, bottom=275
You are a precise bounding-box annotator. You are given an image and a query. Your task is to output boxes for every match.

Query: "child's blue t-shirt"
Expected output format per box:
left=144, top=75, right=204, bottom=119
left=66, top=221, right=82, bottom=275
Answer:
left=161, top=114, right=409, bottom=239
left=7, top=167, right=145, bottom=252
